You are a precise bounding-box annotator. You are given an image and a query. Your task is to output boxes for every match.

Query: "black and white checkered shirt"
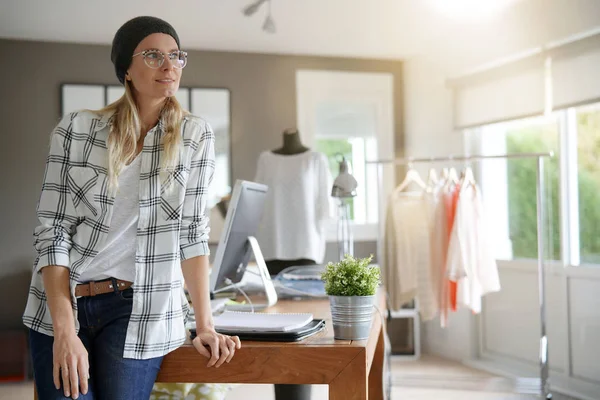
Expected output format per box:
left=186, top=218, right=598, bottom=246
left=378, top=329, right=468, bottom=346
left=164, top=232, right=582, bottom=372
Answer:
left=23, top=110, right=215, bottom=359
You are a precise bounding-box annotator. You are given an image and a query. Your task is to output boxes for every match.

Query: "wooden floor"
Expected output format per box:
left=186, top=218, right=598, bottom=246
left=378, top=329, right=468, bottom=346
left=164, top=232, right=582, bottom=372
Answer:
left=1, top=355, right=581, bottom=399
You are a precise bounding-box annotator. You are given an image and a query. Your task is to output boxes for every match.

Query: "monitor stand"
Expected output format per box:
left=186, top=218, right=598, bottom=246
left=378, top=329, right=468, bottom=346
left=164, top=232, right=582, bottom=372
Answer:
left=224, top=236, right=278, bottom=312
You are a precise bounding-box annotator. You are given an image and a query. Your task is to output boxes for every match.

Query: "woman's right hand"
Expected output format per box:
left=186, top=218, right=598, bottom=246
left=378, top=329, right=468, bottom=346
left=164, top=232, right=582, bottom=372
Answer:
left=41, top=266, right=88, bottom=398
left=53, top=331, right=89, bottom=399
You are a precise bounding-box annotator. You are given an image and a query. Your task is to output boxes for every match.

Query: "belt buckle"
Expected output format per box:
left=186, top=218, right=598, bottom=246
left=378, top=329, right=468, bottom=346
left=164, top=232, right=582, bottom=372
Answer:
left=89, top=281, right=97, bottom=297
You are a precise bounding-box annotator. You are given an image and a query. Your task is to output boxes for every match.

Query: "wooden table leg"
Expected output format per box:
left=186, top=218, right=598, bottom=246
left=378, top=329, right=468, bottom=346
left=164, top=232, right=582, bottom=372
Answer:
left=368, top=327, right=385, bottom=400
left=329, top=351, right=367, bottom=400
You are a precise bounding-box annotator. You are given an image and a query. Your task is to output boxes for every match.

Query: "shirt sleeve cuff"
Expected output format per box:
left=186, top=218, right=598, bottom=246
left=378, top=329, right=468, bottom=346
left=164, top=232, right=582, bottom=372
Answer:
left=34, top=249, right=71, bottom=274
left=180, top=241, right=211, bottom=261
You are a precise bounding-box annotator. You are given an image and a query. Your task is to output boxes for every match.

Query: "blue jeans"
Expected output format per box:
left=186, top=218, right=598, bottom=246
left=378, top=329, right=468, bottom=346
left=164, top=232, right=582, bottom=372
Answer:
left=29, top=285, right=164, bottom=400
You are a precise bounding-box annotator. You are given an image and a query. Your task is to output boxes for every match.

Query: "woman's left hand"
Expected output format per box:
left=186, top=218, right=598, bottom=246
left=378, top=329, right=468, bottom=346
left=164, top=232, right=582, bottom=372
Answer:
left=192, top=327, right=241, bottom=368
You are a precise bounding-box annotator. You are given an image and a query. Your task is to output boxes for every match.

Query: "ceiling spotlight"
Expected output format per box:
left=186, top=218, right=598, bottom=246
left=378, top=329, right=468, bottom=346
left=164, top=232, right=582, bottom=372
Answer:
left=263, top=13, right=276, bottom=34
left=243, top=0, right=276, bottom=34
left=243, top=0, right=268, bottom=16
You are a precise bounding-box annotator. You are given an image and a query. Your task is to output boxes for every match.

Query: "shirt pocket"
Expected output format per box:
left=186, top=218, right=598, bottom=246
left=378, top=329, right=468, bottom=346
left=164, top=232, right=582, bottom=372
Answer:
left=66, top=166, right=104, bottom=218
left=160, top=166, right=189, bottom=221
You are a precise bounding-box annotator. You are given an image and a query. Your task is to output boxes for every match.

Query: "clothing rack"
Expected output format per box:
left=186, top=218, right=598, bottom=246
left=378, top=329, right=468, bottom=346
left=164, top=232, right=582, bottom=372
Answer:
left=367, top=152, right=554, bottom=400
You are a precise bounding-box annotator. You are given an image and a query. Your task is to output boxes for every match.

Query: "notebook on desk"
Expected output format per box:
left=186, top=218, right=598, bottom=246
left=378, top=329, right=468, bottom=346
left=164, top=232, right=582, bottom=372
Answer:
left=213, top=311, right=313, bottom=333
left=190, top=319, right=326, bottom=342
left=185, top=299, right=232, bottom=331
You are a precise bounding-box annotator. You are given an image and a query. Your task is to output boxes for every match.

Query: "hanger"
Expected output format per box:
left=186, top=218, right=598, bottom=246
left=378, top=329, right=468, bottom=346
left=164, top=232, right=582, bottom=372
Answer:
left=460, top=166, right=476, bottom=189
left=442, top=166, right=458, bottom=192
left=427, top=168, right=438, bottom=185
left=448, top=167, right=459, bottom=184
left=425, top=168, right=439, bottom=193
left=394, top=163, right=427, bottom=194
left=441, top=167, right=449, bottom=181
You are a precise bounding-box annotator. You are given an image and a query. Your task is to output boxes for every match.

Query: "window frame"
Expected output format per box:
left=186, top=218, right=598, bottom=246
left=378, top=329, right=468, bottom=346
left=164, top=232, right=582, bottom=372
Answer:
left=467, top=103, right=600, bottom=267
left=295, top=70, right=396, bottom=243
left=568, top=102, right=600, bottom=267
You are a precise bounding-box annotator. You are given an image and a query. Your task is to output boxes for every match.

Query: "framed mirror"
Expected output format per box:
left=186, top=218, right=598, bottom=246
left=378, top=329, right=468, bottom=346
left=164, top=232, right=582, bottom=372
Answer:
left=61, top=84, right=105, bottom=115
left=189, top=88, right=231, bottom=209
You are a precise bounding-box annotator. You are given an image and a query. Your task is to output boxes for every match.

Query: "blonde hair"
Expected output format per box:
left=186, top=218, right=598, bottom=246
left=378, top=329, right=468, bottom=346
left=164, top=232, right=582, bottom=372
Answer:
left=98, top=81, right=186, bottom=195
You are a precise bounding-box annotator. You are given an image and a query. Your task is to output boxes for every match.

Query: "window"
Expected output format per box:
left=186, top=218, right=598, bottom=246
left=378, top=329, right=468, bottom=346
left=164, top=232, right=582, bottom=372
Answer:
left=313, top=100, right=382, bottom=226
left=316, top=137, right=379, bottom=224
left=295, top=70, right=395, bottom=241
left=575, top=103, right=600, bottom=265
left=316, top=138, right=355, bottom=220
left=466, top=115, right=561, bottom=261
left=466, top=102, right=600, bottom=266
left=504, top=116, right=561, bottom=261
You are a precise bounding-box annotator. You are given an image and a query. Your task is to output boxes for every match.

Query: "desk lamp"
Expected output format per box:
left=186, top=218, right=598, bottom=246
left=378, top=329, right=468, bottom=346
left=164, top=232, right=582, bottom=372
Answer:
left=331, top=155, right=358, bottom=261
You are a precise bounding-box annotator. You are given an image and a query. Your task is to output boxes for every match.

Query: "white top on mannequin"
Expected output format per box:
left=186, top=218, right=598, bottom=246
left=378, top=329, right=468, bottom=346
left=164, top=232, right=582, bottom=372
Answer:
left=254, top=150, right=333, bottom=264
left=78, top=154, right=142, bottom=283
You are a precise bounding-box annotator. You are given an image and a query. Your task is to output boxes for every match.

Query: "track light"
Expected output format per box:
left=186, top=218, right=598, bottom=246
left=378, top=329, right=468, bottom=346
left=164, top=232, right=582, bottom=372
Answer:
left=243, top=0, right=268, bottom=16
left=242, top=0, right=276, bottom=34
left=263, top=14, right=276, bottom=34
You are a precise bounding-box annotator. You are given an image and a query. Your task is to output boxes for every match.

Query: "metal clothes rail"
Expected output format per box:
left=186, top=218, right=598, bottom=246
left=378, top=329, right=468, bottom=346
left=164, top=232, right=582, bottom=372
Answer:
left=367, top=152, right=554, bottom=399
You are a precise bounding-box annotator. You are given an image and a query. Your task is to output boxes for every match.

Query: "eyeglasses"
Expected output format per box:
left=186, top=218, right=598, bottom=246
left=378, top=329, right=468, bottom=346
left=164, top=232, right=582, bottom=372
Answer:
left=132, top=49, right=188, bottom=69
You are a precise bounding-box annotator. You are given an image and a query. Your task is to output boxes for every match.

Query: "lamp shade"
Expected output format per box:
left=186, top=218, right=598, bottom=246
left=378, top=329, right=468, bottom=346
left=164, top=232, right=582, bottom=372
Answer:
left=331, top=156, right=358, bottom=198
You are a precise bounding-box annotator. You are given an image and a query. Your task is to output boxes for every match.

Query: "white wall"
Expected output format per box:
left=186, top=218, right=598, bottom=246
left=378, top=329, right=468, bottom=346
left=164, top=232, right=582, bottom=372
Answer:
left=402, top=55, right=600, bottom=400
left=402, top=56, right=480, bottom=361
left=402, top=57, right=463, bottom=158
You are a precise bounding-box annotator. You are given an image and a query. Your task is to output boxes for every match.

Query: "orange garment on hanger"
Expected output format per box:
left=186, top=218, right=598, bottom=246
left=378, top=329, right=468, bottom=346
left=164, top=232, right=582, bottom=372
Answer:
left=445, top=184, right=461, bottom=312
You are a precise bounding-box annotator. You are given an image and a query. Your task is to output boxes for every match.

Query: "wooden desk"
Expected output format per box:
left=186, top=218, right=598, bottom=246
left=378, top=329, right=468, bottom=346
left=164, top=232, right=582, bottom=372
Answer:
left=157, top=297, right=386, bottom=400
left=33, top=296, right=385, bottom=400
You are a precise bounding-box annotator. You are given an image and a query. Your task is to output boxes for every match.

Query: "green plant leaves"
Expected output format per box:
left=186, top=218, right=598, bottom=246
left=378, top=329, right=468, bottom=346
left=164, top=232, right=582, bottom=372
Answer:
left=321, top=254, right=380, bottom=296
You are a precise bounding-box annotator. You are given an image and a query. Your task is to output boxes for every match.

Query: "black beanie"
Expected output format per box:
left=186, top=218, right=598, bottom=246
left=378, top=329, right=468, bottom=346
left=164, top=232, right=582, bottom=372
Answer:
left=111, top=16, right=181, bottom=85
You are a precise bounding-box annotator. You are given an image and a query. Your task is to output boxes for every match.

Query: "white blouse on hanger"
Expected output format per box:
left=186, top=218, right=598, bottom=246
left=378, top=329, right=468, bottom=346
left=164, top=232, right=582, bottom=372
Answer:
left=446, top=183, right=501, bottom=313
left=383, top=190, right=438, bottom=321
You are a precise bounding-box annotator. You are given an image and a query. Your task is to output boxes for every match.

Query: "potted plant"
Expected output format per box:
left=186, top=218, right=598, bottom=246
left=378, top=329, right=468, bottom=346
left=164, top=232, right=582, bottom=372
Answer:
left=321, top=254, right=381, bottom=340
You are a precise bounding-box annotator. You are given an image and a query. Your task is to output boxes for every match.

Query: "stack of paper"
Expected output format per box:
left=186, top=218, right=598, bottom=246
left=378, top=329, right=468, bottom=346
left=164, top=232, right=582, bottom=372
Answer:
left=214, top=311, right=313, bottom=333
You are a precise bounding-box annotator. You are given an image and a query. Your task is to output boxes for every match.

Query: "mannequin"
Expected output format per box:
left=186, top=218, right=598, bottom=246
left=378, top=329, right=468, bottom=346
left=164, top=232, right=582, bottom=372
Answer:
left=272, top=128, right=310, bottom=155
left=267, top=128, right=314, bottom=400
left=266, top=128, right=317, bottom=276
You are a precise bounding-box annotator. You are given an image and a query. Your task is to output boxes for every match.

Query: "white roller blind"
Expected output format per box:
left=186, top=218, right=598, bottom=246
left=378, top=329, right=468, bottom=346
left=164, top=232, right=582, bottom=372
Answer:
left=315, top=100, right=376, bottom=138
left=552, top=43, right=600, bottom=109
left=453, top=60, right=545, bottom=129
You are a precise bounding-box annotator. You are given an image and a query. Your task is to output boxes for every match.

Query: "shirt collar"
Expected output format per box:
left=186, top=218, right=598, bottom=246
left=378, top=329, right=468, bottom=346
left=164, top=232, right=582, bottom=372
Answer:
left=94, top=110, right=116, bottom=132
left=94, top=110, right=168, bottom=137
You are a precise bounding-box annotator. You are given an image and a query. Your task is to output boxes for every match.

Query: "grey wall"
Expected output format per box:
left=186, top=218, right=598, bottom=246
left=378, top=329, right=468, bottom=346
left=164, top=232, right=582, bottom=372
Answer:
left=0, top=38, right=402, bottom=329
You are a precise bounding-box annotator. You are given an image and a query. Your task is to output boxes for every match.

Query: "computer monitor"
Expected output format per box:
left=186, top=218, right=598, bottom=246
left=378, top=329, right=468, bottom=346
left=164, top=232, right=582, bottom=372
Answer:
left=209, top=180, right=277, bottom=309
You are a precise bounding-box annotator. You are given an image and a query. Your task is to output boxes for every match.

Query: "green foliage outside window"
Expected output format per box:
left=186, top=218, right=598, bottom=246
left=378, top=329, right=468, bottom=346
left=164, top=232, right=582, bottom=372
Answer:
left=506, top=109, right=600, bottom=264
left=316, top=138, right=355, bottom=220
left=576, top=109, right=600, bottom=264
left=506, top=127, right=560, bottom=260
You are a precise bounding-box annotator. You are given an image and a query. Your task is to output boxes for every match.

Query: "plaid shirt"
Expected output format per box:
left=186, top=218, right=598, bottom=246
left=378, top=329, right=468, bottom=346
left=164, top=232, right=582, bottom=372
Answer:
left=23, top=110, right=215, bottom=359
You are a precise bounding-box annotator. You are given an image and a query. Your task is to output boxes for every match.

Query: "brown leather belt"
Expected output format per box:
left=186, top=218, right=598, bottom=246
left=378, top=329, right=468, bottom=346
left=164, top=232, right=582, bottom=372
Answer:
left=75, top=278, right=133, bottom=297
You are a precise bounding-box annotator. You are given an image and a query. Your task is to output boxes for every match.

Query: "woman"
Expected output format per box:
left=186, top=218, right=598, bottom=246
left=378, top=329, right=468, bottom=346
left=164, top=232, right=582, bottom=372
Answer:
left=23, top=16, right=240, bottom=400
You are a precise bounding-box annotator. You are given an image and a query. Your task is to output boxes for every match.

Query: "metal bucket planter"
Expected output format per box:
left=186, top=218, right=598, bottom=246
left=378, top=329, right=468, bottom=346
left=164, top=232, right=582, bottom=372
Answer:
left=329, top=295, right=375, bottom=340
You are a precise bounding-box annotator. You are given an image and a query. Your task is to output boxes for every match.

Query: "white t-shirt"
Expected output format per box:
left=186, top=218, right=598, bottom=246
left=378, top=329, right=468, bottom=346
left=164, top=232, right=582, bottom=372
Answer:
left=78, top=154, right=142, bottom=283
left=254, top=150, right=333, bottom=264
